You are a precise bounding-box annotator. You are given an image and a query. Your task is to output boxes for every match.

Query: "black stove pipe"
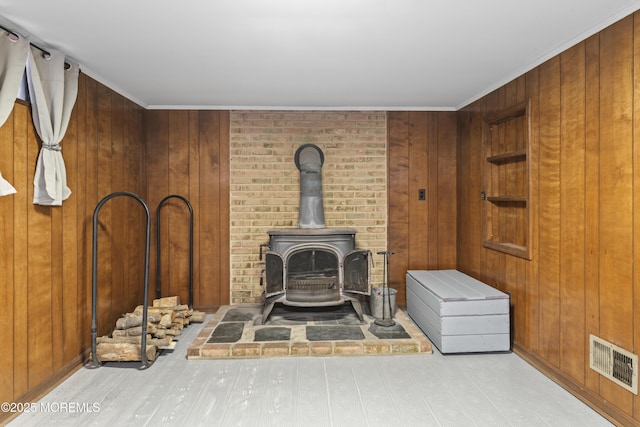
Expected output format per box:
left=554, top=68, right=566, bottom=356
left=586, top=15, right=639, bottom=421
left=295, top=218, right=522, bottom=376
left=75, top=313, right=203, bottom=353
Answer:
left=295, top=144, right=326, bottom=229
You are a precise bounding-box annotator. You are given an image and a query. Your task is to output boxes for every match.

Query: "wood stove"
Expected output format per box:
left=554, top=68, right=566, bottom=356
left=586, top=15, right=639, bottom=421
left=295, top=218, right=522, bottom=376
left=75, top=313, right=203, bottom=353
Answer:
left=259, top=144, right=372, bottom=324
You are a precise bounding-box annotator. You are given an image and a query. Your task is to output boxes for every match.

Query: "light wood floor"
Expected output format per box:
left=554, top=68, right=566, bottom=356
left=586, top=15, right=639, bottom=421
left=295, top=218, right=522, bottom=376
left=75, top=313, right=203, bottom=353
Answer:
left=8, top=316, right=612, bottom=426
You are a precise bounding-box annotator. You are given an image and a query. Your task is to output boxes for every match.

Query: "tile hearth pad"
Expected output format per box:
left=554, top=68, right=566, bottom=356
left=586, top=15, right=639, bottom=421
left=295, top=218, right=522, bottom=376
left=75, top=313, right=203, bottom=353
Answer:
left=188, top=303, right=432, bottom=359
left=207, top=322, right=244, bottom=343
left=305, top=325, right=365, bottom=341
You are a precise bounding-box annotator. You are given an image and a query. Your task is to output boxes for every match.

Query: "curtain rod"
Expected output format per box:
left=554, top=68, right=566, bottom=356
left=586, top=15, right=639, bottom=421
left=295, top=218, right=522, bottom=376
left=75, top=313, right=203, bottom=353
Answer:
left=1, top=25, right=71, bottom=69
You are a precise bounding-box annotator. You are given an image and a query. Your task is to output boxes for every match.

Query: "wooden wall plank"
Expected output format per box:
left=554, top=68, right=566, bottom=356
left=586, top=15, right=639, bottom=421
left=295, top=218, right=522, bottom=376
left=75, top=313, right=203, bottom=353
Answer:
left=436, top=112, right=457, bottom=268
left=188, top=111, right=202, bottom=306
left=147, top=110, right=169, bottom=302
left=559, top=43, right=586, bottom=382
left=456, top=102, right=483, bottom=278
left=407, top=112, right=428, bottom=270
left=0, top=108, right=15, bottom=404
left=455, top=109, right=471, bottom=274
left=75, top=74, right=89, bottom=354
left=523, top=67, right=540, bottom=353
left=50, top=193, right=63, bottom=374
left=96, top=83, right=114, bottom=336
left=61, top=89, right=80, bottom=368
left=12, top=104, right=29, bottom=399
left=82, top=77, right=99, bottom=347
left=123, top=98, right=145, bottom=311
left=198, top=111, right=222, bottom=307
left=583, top=32, right=601, bottom=395
left=598, top=16, right=634, bottom=413
left=110, top=94, right=126, bottom=321
left=426, top=113, right=439, bottom=268
left=168, top=110, right=190, bottom=303
left=634, top=11, right=640, bottom=421
left=27, top=121, right=54, bottom=390
left=537, top=56, right=561, bottom=367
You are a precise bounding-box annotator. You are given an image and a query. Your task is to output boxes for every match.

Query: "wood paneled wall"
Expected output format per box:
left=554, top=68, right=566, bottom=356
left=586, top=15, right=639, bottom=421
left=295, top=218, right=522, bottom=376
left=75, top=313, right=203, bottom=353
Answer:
left=387, top=111, right=457, bottom=303
left=0, top=73, right=146, bottom=421
left=146, top=111, right=230, bottom=311
left=457, top=13, right=640, bottom=425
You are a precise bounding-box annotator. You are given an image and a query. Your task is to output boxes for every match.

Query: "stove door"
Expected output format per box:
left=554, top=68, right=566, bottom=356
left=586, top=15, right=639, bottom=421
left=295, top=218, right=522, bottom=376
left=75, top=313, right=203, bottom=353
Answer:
left=264, top=252, right=285, bottom=297
left=343, top=249, right=371, bottom=295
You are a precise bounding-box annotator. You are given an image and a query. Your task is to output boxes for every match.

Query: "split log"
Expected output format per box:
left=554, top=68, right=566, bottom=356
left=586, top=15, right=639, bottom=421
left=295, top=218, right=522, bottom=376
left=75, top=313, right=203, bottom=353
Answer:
left=143, top=305, right=187, bottom=314
left=114, top=323, right=158, bottom=337
left=115, top=314, right=142, bottom=330
left=165, top=327, right=181, bottom=336
left=158, top=341, right=177, bottom=350
left=97, top=336, right=173, bottom=347
left=159, top=313, right=173, bottom=328
left=96, top=343, right=156, bottom=362
left=153, top=296, right=180, bottom=307
left=127, top=327, right=143, bottom=336
left=191, top=311, right=206, bottom=323
left=172, top=305, right=190, bottom=317
left=111, top=329, right=125, bottom=338
left=115, top=312, right=162, bottom=329
left=134, top=305, right=174, bottom=315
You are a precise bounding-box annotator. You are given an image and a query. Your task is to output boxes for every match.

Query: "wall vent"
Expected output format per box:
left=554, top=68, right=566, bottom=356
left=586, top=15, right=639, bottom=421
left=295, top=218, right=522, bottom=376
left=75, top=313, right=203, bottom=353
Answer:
left=589, top=334, right=638, bottom=394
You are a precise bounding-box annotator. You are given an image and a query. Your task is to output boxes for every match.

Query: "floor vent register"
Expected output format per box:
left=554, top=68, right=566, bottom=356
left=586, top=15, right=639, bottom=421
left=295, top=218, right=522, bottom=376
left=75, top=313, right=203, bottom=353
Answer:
left=590, top=334, right=638, bottom=394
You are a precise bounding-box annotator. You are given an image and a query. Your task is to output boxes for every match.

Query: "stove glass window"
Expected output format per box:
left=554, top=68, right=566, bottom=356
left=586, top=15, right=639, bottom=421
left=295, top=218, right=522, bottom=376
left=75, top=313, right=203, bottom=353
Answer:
left=287, top=249, right=338, bottom=280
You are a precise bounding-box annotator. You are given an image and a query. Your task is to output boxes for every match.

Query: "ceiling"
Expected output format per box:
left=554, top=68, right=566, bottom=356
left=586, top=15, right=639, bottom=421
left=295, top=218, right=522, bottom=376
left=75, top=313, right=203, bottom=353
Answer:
left=1, top=0, right=639, bottom=111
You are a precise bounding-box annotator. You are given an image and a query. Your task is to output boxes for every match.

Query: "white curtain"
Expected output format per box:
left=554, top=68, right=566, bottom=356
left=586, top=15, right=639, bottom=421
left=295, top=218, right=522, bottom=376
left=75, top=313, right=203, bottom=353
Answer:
left=26, top=46, right=79, bottom=206
left=0, top=31, right=28, bottom=196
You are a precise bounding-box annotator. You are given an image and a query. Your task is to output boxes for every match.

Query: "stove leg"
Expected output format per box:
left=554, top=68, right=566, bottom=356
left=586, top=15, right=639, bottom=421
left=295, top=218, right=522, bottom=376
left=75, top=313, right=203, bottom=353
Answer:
left=350, top=299, right=364, bottom=323
left=261, top=301, right=276, bottom=325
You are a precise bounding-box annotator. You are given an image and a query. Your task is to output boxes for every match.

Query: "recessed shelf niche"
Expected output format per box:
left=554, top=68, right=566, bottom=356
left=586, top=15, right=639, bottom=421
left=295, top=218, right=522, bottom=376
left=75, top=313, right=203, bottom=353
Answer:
left=482, top=99, right=531, bottom=260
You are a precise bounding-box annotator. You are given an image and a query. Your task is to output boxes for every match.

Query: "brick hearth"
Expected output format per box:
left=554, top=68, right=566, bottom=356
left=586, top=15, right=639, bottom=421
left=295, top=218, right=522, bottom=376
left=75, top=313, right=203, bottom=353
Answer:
left=187, top=304, right=432, bottom=359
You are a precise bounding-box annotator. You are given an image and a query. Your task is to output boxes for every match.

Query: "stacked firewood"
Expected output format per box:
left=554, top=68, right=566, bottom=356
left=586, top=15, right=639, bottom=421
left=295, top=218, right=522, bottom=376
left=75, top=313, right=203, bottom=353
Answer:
left=95, top=296, right=206, bottom=362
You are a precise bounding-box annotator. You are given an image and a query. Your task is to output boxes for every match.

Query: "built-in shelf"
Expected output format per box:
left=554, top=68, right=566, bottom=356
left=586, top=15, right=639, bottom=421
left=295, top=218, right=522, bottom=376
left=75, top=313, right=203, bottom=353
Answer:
left=486, top=196, right=527, bottom=203
left=486, top=148, right=527, bottom=164
left=483, top=241, right=528, bottom=259
left=482, top=99, right=532, bottom=260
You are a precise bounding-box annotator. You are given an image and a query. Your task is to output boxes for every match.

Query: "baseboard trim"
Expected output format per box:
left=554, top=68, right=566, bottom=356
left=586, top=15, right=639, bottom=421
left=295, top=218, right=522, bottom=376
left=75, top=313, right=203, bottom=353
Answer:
left=0, top=350, right=90, bottom=425
left=513, top=343, right=635, bottom=427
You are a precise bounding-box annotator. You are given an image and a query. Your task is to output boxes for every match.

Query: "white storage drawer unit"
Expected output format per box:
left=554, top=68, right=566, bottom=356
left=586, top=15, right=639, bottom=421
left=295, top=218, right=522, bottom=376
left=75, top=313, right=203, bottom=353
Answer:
left=406, top=269, right=510, bottom=353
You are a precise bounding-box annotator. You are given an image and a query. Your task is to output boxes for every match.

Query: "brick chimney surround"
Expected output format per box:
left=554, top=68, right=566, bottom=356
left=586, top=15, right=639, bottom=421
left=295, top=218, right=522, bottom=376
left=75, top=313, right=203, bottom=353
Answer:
left=229, top=111, right=388, bottom=304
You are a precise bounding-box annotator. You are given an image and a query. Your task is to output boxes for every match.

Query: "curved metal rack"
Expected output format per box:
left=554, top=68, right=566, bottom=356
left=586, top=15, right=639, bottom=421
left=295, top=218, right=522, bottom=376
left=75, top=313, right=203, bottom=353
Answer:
left=90, top=191, right=152, bottom=369
left=156, top=194, right=194, bottom=309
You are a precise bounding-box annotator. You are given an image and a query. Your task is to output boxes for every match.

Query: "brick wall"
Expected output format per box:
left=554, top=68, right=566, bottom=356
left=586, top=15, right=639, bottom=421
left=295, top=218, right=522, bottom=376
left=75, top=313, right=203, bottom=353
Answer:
left=229, top=111, right=387, bottom=303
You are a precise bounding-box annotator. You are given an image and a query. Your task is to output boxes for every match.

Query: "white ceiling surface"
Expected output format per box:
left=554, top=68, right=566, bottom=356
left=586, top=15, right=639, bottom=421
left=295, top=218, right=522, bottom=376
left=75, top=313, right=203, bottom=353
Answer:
left=0, top=1, right=640, bottom=111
